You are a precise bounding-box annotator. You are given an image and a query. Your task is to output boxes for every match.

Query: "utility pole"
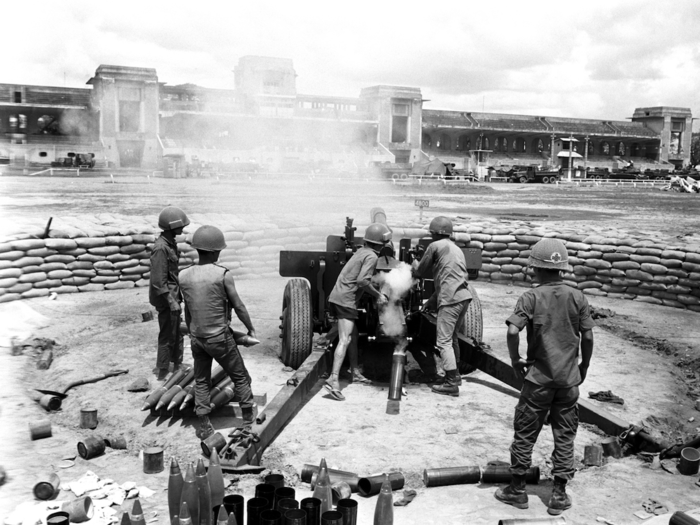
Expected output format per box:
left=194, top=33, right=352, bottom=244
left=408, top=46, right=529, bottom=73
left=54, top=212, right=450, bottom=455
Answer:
left=550, top=133, right=556, bottom=169
left=568, top=133, right=573, bottom=181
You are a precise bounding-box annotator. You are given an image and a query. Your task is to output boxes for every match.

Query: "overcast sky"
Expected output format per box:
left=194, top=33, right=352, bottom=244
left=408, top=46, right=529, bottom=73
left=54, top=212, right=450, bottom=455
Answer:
left=5, top=0, right=700, bottom=128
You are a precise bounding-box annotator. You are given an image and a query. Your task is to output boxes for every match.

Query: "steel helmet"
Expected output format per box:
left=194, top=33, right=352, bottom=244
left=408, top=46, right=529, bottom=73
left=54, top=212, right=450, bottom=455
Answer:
left=429, top=216, right=453, bottom=236
left=528, top=238, right=572, bottom=271
left=375, top=255, right=400, bottom=271
left=191, top=225, right=227, bottom=252
left=364, top=223, right=392, bottom=246
left=158, top=206, right=190, bottom=231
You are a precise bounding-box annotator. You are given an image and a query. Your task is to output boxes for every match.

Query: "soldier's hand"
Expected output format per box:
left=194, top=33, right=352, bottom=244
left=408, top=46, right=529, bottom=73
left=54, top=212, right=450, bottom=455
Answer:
left=377, top=293, right=389, bottom=306
left=248, top=329, right=257, bottom=340
left=512, top=358, right=534, bottom=380
left=168, top=298, right=181, bottom=312
left=578, top=363, right=589, bottom=384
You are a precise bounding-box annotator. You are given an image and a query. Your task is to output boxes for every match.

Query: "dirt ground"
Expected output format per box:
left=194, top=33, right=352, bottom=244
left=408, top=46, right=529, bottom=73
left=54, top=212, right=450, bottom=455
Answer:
left=1, top=176, right=700, bottom=524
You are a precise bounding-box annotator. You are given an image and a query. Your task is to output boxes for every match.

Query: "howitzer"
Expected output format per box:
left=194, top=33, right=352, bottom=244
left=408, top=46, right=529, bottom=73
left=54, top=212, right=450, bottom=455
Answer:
left=222, top=208, right=670, bottom=468
left=277, top=208, right=484, bottom=373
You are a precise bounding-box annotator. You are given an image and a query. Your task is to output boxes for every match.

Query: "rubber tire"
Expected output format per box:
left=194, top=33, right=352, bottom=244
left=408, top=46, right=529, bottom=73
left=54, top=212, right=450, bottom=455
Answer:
left=280, top=278, right=314, bottom=369
left=541, top=176, right=550, bottom=184
left=456, top=284, right=484, bottom=375
left=460, top=283, right=483, bottom=344
left=519, top=176, right=527, bottom=183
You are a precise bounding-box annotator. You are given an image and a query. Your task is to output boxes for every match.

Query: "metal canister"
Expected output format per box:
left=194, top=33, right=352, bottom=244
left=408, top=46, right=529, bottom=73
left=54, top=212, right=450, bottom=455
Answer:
left=77, top=436, right=105, bottom=460
left=29, top=419, right=52, bottom=440
left=34, top=472, right=60, bottom=500
left=678, top=447, right=700, bottom=476
left=80, top=408, right=98, bottom=429
left=143, top=447, right=164, bottom=474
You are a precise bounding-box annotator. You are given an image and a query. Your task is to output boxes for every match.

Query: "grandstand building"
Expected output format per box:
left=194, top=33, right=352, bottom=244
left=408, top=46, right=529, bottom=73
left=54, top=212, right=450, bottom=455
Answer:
left=0, top=57, right=692, bottom=175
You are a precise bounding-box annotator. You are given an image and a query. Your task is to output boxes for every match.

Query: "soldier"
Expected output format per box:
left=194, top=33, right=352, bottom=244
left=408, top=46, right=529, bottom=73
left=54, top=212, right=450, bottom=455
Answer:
left=325, top=223, right=391, bottom=400
left=495, top=238, right=595, bottom=515
left=179, top=225, right=257, bottom=440
left=149, top=206, right=189, bottom=380
left=411, top=216, right=471, bottom=396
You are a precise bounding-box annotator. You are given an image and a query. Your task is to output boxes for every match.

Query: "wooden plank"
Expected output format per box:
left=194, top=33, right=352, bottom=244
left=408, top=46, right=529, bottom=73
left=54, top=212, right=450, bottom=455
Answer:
left=233, top=348, right=331, bottom=466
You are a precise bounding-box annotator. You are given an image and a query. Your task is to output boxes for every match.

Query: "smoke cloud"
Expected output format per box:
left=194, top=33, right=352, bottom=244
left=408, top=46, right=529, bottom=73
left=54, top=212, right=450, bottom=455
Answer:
left=377, top=262, right=416, bottom=338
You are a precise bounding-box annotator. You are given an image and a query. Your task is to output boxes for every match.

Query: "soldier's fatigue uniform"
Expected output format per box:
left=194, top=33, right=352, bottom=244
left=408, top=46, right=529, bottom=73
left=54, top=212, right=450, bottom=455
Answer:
left=414, top=238, right=471, bottom=370
left=328, top=246, right=379, bottom=317
left=149, top=234, right=184, bottom=370
left=179, top=263, right=254, bottom=416
left=505, top=282, right=596, bottom=480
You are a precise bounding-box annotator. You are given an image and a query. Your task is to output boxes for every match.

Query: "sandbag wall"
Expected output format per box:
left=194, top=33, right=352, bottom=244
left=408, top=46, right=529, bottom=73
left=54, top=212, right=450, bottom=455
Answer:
left=459, top=225, right=700, bottom=313
left=1, top=216, right=699, bottom=313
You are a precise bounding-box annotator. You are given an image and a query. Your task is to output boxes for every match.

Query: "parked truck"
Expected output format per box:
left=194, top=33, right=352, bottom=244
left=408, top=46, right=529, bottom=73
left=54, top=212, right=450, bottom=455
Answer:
left=586, top=166, right=670, bottom=181
left=51, top=153, right=95, bottom=169
left=506, top=166, right=562, bottom=184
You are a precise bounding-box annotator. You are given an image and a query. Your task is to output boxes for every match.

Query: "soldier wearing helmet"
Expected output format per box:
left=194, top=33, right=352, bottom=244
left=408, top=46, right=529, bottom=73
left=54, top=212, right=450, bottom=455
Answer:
left=179, top=225, right=257, bottom=440
left=495, top=237, right=595, bottom=516
left=324, top=223, right=391, bottom=400
left=149, top=206, right=190, bottom=380
left=411, top=216, right=471, bottom=397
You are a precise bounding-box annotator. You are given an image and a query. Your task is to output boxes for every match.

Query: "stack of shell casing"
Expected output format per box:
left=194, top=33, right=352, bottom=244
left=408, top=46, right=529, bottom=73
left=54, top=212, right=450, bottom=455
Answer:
left=141, top=365, right=227, bottom=413
left=141, top=329, right=260, bottom=414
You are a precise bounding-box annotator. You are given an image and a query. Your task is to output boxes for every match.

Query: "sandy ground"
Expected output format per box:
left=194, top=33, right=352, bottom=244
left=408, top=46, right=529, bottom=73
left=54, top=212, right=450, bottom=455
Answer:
left=1, top=175, right=699, bottom=242
left=1, top=277, right=700, bottom=525
left=1, top=175, right=700, bottom=524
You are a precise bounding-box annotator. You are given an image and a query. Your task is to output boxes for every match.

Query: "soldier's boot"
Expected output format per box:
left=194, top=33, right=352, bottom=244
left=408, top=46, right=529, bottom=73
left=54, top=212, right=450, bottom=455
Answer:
left=429, top=374, right=446, bottom=385
left=241, top=406, right=255, bottom=427
left=196, top=415, right=215, bottom=440
left=430, top=369, right=460, bottom=397
left=494, top=474, right=528, bottom=509
left=547, top=477, right=572, bottom=515
left=453, top=348, right=462, bottom=386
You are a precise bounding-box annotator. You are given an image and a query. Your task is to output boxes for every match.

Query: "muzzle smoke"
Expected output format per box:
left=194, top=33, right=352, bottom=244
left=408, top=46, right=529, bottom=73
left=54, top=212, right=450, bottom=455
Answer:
left=376, top=262, right=416, bottom=338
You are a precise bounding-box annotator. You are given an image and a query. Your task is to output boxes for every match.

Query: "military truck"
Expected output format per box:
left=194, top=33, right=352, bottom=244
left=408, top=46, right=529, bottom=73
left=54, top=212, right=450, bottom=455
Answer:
left=51, top=153, right=95, bottom=168
left=506, top=166, right=562, bottom=184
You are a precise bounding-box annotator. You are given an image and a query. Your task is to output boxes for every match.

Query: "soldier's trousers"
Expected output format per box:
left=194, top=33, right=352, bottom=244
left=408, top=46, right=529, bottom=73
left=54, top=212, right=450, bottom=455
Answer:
left=510, top=380, right=579, bottom=481
left=435, top=299, right=470, bottom=370
left=156, top=307, right=183, bottom=370
left=191, top=328, right=254, bottom=416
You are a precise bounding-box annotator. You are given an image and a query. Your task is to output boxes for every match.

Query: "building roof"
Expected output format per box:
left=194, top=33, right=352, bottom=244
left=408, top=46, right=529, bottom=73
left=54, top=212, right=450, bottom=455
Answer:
left=0, top=84, right=91, bottom=108
left=423, top=110, right=659, bottom=139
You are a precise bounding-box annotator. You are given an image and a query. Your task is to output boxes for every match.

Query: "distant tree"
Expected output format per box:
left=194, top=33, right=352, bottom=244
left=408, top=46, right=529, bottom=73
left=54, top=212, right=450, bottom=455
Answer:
left=691, top=132, right=700, bottom=167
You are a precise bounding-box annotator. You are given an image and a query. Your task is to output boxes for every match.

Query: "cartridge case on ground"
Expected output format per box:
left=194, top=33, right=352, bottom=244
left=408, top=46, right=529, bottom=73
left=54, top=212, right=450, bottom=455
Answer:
left=301, top=465, right=359, bottom=493
left=77, top=436, right=106, bottom=460
left=29, top=419, right=52, bottom=440
left=80, top=408, right=98, bottom=429
left=481, top=465, right=540, bottom=484
left=143, top=447, right=164, bottom=473
left=423, top=466, right=481, bottom=487
left=358, top=472, right=404, bottom=497
left=34, top=472, right=60, bottom=500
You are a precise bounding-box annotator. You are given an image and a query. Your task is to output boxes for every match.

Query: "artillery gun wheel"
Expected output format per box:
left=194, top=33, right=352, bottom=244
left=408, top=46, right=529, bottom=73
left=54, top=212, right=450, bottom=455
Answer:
left=280, top=278, right=313, bottom=369
left=460, top=283, right=483, bottom=344
left=458, top=283, right=484, bottom=374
